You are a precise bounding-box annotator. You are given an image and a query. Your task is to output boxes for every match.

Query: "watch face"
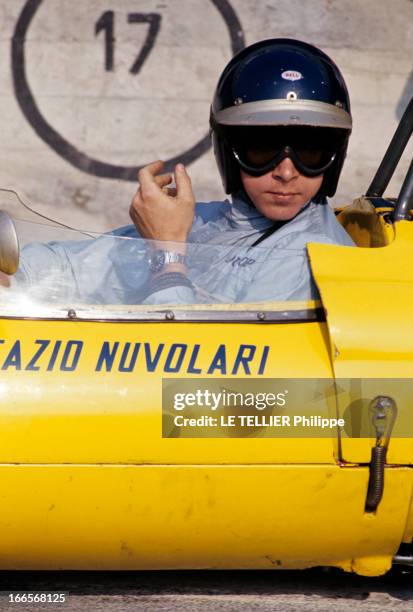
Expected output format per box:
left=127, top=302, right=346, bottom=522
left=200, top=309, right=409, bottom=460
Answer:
left=149, top=250, right=166, bottom=273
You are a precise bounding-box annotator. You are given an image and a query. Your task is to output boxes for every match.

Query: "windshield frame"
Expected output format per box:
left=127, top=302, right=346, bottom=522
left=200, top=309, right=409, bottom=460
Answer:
left=0, top=301, right=325, bottom=323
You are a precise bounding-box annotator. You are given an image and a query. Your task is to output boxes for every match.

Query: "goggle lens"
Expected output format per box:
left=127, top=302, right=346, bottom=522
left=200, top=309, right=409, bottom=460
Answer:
left=229, top=127, right=341, bottom=176
left=292, top=147, right=334, bottom=170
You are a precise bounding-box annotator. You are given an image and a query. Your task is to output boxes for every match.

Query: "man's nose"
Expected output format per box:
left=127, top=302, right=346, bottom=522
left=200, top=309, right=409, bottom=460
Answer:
left=271, top=156, right=299, bottom=181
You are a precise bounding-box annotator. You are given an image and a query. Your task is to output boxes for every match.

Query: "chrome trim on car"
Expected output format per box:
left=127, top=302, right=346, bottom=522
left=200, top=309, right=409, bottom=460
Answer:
left=0, top=306, right=325, bottom=323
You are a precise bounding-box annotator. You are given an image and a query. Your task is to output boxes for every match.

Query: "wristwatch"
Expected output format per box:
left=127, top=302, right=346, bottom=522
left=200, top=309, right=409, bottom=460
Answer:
left=148, top=250, right=187, bottom=273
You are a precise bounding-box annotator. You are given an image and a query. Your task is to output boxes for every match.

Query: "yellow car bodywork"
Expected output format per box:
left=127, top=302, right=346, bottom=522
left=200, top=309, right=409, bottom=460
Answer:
left=0, top=207, right=412, bottom=576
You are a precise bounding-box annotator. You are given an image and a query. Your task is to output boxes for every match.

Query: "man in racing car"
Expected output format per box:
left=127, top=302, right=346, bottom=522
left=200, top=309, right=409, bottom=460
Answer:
left=128, top=37, right=354, bottom=304
left=14, top=38, right=354, bottom=304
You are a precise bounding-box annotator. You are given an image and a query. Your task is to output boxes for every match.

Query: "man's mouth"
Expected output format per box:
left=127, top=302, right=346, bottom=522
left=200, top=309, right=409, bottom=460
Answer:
left=268, top=191, right=298, bottom=197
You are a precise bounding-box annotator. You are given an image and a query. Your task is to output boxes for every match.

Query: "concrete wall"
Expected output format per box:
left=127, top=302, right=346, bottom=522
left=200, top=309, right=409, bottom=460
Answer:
left=1, top=0, right=412, bottom=232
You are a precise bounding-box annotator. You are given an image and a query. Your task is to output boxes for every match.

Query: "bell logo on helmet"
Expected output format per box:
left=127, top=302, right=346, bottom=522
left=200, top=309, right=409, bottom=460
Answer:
left=281, top=70, right=303, bottom=81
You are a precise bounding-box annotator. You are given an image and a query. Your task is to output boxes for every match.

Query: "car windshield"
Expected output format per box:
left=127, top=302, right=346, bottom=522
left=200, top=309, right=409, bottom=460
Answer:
left=2, top=217, right=317, bottom=312
left=0, top=189, right=318, bottom=316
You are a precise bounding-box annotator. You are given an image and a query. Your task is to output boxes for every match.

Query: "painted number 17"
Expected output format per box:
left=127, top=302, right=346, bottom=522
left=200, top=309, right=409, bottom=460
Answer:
left=95, top=11, right=162, bottom=74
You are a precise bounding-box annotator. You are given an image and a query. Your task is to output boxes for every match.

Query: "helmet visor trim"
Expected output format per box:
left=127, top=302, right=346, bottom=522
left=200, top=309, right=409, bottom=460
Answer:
left=214, top=99, right=352, bottom=130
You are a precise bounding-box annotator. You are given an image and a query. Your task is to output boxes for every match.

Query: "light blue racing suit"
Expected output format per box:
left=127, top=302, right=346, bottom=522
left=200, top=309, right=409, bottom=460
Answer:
left=14, top=193, right=354, bottom=304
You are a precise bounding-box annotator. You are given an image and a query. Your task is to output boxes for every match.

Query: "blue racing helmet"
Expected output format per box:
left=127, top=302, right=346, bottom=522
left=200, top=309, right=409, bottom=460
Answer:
left=210, top=38, right=352, bottom=198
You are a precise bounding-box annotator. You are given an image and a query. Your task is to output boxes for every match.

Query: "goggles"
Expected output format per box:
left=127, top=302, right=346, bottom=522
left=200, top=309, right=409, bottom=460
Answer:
left=228, top=127, right=340, bottom=177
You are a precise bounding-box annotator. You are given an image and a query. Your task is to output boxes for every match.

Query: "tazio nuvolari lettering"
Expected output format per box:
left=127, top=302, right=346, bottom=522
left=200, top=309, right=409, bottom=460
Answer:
left=0, top=339, right=83, bottom=372
left=0, top=339, right=270, bottom=375
left=96, top=342, right=270, bottom=375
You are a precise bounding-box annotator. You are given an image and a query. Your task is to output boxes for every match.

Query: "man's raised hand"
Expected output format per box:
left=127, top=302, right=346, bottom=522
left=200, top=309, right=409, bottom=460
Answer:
left=130, top=160, right=195, bottom=243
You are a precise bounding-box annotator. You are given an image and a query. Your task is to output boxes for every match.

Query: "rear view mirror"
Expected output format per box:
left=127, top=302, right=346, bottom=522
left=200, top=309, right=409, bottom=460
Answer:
left=0, top=211, right=19, bottom=275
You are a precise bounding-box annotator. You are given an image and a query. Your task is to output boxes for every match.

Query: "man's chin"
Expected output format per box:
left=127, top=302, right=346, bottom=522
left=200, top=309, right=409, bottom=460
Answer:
left=261, top=202, right=304, bottom=222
